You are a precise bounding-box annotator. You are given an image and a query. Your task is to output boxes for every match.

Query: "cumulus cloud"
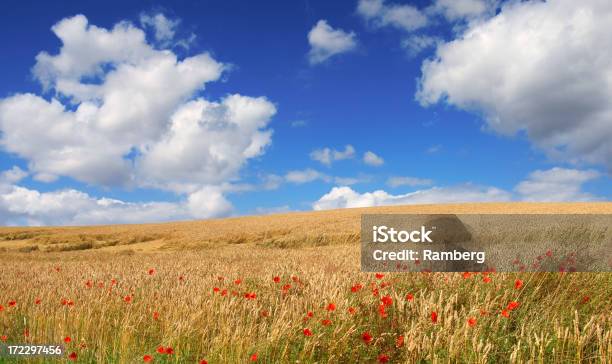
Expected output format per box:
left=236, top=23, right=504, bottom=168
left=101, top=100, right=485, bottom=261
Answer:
left=310, top=145, right=355, bottom=166
left=387, top=176, right=433, bottom=187
left=431, top=0, right=499, bottom=22
left=515, top=167, right=601, bottom=202
left=363, top=151, right=384, bottom=166
left=308, top=20, right=357, bottom=64
left=313, top=184, right=511, bottom=210
left=139, top=12, right=179, bottom=45
left=0, top=14, right=277, bottom=224
left=357, top=0, right=428, bottom=32
left=417, top=0, right=612, bottom=170
left=313, top=167, right=602, bottom=210
left=401, top=35, right=441, bottom=56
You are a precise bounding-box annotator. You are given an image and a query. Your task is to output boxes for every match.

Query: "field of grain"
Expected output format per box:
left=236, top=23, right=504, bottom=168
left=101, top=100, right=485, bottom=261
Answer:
left=0, top=203, right=611, bottom=363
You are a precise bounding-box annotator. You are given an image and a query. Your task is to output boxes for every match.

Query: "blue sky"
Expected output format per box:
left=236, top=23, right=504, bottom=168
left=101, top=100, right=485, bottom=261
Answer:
left=0, top=0, right=610, bottom=225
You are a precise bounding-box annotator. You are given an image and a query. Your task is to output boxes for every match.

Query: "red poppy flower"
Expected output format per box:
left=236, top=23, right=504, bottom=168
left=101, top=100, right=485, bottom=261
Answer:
left=1, top=335, right=7, bottom=342
left=303, top=328, right=313, bottom=336
left=85, top=280, right=93, bottom=288
left=378, top=304, right=387, bottom=318
left=396, top=335, right=404, bottom=348
left=64, top=336, right=71, bottom=343
left=348, top=307, right=356, bottom=315
left=462, top=272, right=471, bottom=279
left=68, top=352, right=77, bottom=361
left=362, top=331, right=373, bottom=344
left=282, top=284, right=291, bottom=291
left=143, top=355, right=153, bottom=362
left=110, top=279, right=117, bottom=286
left=405, top=293, right=414, bottom=301
left=67, top=300, right=74, bottom=306
left=501, top=309, right=510, bottom=318
left=98, top=281, right=104, bottom=288
left=165, top=347, right=174, bottom=355
left=35, top=298, right=41, bottom=305
left=0, top=304, right=4, bottom=311
left=250, top=353, right=258, bottom=361
left=156, top=346, right=165, bottom=354
left=514, top=279, right=523, bottom=290
left=148, top=268, right=155, bottom=275
left=321, top=319, right=332, bottom=326
left=372, top=288, right=379, bottom=297
left=221, top=289, right=228, bottom=296
left=507, top=301, right=520, bottom=310
left=326, top=303, right=336, bottom=311
left=582, top=295, right=590, bottom=304
left=54, top=266, right=61, bottom=272
left=245, top=292, right=257, bottom=300
left=381, top=295, right=393, bottom=306
left=273, top=276, right=280, bottom=283
left=292, top=276, right=299, bottom=282
left=213, top=287, right=220, bottom=293
left=306, top=311, right=314, bottom=318
left=378, top=354, right=389, bottom=363
left=8, top=300, right=16, bottom=307
left=546, top=250, right=553, bottom=257
left=234, top=279, right=242, bottom=285
left=430, top=311, right=438, bottom=323
left=375, top=273, right=384, bottom=279
left=124, top=295, right=132, bottom=303
left=351, top=283, right=363, bottom=292
left=467, top=317, right=477, bottom=327
left=23, top=329, right=29, bottom=337
left=200, top=361, right=208, bottom=364
left=483, top=276, right=492, bottom=283
left=178, top=275, right=185, bottom=282
left=153, top=311, right=160, bottom=320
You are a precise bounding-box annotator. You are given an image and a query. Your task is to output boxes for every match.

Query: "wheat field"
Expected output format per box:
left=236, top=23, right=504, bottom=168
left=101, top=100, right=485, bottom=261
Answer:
left=0, top=203, right=611, bottom=363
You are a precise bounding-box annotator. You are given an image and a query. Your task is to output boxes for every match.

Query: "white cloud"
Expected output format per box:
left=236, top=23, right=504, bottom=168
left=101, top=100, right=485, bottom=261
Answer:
left=431, top=0, right=499, bottom=22
left=0, top=185, right=188, bottom=226
left=363, top=151, right=384, bottom=166
left=401, top=35, right=441, bottom=56
left=139, top=12, right=179, bottom=45
left=0, top=166, right=28, bottom=184
left=308, top=20, right=357, bottom=64
left=313, top=167, right=604, bottom=210
left=387, top=176, right=433, bottom=187
left=0, top=15, right=278, bottom=223
left=357, top=0, right=428, bottom=32
left=515, top=167, right=601, bottom=202
left=285, top=169, right=329, bottom=184
left=313, top=184, right=511, bottom=210
left=310, top=145, right=355, bottom=166
left=137, top=94, right=276, bottom=192
left=417, top=0, right=612, bottom=169
left=284, top=168, right=368, bottom=186
left=0, top=166, right=233, bottom=225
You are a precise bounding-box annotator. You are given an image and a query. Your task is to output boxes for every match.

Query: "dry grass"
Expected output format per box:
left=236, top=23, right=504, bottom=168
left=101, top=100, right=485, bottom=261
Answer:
left=0, top=203, right=611, bottom=363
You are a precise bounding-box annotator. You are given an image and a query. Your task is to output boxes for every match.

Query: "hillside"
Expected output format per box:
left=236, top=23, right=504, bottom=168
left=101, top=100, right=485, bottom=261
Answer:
left=1, top=202, right=611, bottom=253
